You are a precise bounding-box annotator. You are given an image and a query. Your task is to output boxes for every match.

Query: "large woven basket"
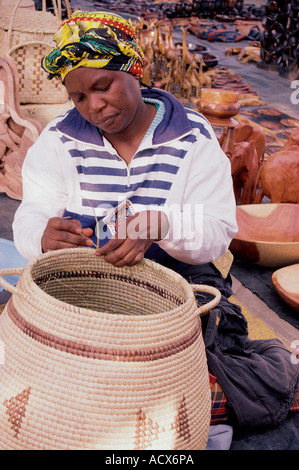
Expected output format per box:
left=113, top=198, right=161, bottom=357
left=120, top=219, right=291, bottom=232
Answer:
left=0, top=0, right=69, bottom=104
left=0, top=248, right=221, bottom=450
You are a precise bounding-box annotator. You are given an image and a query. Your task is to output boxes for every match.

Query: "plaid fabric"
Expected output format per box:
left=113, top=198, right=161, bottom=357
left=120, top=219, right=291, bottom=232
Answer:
left=209, top=372, right=231, bottom=425
left=290, top=390, right=299, bottom=413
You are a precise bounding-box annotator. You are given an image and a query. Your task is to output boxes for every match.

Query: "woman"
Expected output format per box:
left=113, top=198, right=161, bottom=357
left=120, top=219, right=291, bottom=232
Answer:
left=13, top=10, right=298, bottom=438
left=13, top=10, right=237, bottom=267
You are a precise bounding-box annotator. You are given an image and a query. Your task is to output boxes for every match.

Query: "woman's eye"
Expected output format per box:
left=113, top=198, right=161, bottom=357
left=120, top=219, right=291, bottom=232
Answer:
left=70, top=95, right=85, bottom=103
left=97, top=83, right=111, bottom=92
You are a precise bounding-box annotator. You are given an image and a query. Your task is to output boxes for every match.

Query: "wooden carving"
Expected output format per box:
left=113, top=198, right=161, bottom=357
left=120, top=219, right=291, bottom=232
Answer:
left=282, top=128, right=299, bottom=149
left=234, top=119, right=266, bottom=163
left=260, top=0, right=299, bottom=79
left=230, top=140, right=259, bottom=205
left=136, top=20, right=206, bottom=102
left=230, top=203, right=299, bottom=267
left=253, top=129, right=299, bottom=203
left=227, top=119, right=266, bottom=204
left=272, top=264, right=299, bottom=312
left=253, top=147, right=299, bottom=203
left=237, top=45, right=261, bottom=64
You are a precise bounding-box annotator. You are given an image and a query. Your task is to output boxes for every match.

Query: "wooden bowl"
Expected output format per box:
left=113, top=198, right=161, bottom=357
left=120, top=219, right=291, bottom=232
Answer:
left=196, top=53, right=219, bottom=70
left=197, top=101, right=241, bottom=119
left=194, top=44, right=209, bottom=53
left=200, top=88, right=239, bottom=104
left=229, top=204, right=299, bottom=267
left=272, top=264, right=299, bottom=312
left=197, top=88, right=240, bottom=118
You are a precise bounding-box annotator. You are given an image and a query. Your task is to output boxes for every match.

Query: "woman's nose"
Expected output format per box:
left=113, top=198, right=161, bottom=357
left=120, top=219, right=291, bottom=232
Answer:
left=88, top=93, right=105, bottom=113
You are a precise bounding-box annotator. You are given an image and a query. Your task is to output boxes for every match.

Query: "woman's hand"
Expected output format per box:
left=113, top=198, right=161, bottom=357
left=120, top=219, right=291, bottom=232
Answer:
left=41, top=217, right=94, bottom=252
left=96, top=210, right=169, bottom=267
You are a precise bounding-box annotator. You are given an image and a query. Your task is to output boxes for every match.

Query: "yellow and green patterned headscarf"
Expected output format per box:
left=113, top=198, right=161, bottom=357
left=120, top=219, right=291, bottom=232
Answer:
left=41, top=11, right=145, bottom=82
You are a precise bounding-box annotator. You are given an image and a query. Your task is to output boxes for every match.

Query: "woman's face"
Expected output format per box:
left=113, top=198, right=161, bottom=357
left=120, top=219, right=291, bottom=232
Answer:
left=64, top=68, right=143, bottom=135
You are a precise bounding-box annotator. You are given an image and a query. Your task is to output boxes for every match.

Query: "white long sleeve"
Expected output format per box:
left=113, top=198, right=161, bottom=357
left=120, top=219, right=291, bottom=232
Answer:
left=13, top=104, right=237, bottom=263
left=158, top=132, right=237, bottom=264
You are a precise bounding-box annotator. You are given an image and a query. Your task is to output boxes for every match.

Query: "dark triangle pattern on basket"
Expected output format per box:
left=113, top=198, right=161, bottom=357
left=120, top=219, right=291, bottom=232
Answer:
left=3, top=387, right=31, bottom=439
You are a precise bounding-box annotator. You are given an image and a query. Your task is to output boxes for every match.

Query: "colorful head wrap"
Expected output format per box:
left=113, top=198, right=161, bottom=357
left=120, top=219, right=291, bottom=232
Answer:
left=41, top=11, right=145, bottom=82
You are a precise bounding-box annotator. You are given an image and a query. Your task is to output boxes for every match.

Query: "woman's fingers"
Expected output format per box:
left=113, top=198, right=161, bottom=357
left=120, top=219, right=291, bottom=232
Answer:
left=97, top=237, right=153, bottom=267
left=41, top=217, right=94, bottom=252
left=96, top=210, right=169, bottom=266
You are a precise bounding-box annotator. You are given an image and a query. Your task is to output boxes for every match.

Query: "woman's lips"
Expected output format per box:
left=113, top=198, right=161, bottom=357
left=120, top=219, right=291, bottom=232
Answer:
left=95, top=114, right=117, bottom=127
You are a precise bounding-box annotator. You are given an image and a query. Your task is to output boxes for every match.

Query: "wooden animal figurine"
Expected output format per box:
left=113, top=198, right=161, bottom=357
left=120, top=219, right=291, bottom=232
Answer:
left=253, top=129, right=299, bottom=203
left=237, top=45, right=261, bottom=63
left=234, top=119, right=266, bottom=164
left=221, top=119, right=265, bottom=204
left=230, top=140, right=259, bottom=205
left=282, top=129, right=299, bottom=150
left=253, top=147, right=299, bottom=203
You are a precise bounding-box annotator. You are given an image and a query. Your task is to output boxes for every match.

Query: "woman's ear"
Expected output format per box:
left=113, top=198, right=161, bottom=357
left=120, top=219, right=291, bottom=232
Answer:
left=139, top=78, right=154, bottom=89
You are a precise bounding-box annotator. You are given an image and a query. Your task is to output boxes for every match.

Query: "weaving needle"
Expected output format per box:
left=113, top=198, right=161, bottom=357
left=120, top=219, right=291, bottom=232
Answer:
left=62, top=216, right=98, bottom=249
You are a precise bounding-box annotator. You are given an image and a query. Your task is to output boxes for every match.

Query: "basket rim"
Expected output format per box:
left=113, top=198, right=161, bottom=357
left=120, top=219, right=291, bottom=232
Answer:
left=0, top=5, right=62, bottom=33
left=18, top=247, right=197, bottom=322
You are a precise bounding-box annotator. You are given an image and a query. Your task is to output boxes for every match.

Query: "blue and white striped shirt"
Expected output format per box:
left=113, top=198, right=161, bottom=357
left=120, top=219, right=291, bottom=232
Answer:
left=14, top=88, right=237, bottom=262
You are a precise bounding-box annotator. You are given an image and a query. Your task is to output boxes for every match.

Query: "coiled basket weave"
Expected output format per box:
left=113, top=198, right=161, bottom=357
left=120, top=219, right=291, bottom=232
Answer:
left=0, top=248, right=221, bottom=450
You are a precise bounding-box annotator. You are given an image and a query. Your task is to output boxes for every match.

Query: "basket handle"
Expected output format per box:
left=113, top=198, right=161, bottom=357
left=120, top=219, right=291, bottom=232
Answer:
left=191, top=284, right=221, bottom=317
left=43, top=0, right=72, bottom=19
left=7, top=0, right=22, bottom=50
left=7, top=0, right=73, bottom=49
left=0, top=268, right=25, bottom=297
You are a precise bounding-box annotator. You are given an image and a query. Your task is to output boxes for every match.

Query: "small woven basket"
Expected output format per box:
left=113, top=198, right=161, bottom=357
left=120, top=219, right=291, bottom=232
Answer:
left=7, top=41, right=68, bottom=105
left=0, top=1, right=68, bottom=104
left=0, top=248, right=221, bottom=450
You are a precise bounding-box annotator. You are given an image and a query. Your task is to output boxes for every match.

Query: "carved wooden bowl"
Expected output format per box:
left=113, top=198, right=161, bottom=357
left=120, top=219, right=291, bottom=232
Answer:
left=197, top=88, right=241, bottom=118
left=195, top=53, right=219, bottom=70
left=229, top=204, right=299, bottom=267
left=272, top=264, right=299, bottom=312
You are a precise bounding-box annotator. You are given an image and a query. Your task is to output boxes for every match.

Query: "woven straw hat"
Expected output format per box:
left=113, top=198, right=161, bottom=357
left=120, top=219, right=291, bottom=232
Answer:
left=0, top=248, right=220, bottom=450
